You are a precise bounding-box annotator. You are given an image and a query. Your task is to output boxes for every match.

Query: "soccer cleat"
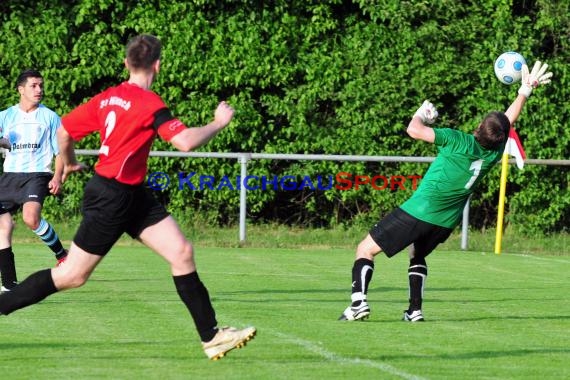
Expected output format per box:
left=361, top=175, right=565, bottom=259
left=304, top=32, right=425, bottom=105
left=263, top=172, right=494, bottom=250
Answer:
left=403, top=309, right=425, bottom=322
left=202, top=326, right=256, bottom=360
left=56, top=250, right=68, bottom=267
left=56, top=256, right=67, bottom=267
left=1, top=282, right=17, bottom=293
left=338, top=301, right=370, bottom=321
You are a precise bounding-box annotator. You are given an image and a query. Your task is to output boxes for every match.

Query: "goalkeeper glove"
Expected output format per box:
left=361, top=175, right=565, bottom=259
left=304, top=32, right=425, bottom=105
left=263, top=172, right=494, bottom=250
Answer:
left=518, top=60, right=553, bottom=98
left=414, top=100, right=438, bottom=124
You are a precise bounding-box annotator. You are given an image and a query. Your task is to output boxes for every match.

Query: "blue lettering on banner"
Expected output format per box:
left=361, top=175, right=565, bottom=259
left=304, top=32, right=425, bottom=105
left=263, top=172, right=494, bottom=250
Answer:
left=216, top=175, right=235, bottom=191
left=178, top=172, right=197, bottom=190
left=147, top=172, right=410, bottom=192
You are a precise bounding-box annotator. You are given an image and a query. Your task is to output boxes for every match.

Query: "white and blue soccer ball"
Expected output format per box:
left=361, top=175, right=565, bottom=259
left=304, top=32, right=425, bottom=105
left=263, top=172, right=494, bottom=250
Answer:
left=494, top=52, right=526, bottom=85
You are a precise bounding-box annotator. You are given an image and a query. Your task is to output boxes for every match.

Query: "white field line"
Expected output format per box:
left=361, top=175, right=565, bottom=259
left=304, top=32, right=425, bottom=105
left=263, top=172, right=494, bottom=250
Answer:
left=507, top=253, right=570, bottom=264
left=272, top=330, right=427, bottom=380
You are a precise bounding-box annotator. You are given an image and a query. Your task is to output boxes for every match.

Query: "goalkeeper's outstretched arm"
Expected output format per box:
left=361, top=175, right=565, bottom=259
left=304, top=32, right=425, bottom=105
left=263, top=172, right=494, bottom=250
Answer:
left=506, top=60, right=553, bottom=125
left=504, top=94, right=527, bottom=125
left=407, top=100, right=437, bottom=143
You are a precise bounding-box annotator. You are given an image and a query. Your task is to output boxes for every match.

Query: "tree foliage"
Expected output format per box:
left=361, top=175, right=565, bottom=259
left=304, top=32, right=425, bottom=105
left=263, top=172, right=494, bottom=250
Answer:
left=0, top=0, right=567, bottom=234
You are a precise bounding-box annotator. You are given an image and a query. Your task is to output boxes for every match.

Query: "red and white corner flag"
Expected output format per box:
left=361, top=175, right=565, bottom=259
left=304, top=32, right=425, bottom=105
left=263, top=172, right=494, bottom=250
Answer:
left=504, top=127, right=526, bottom=169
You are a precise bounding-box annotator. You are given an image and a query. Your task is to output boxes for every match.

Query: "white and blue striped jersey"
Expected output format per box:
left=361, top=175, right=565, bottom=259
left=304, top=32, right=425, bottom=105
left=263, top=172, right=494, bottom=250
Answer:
left=0, top=104, right=60, bottom=173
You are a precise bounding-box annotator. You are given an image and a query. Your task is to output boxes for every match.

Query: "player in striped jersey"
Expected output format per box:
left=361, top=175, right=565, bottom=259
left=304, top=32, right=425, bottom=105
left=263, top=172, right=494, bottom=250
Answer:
left=0, top=69, right=68, bottom=293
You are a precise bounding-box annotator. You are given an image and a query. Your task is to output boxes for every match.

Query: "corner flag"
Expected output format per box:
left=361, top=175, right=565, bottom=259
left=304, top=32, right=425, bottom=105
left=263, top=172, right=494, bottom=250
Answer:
left=504, top=127, right=526, bottom=169
left=495, top=127, right=526, bottom=254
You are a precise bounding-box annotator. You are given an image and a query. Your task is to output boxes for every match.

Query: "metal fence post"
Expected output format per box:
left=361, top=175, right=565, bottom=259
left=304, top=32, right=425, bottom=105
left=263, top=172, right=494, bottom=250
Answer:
left=461, top=194, right=472, bottom=250
left=239, top=154, right=250, bottom=243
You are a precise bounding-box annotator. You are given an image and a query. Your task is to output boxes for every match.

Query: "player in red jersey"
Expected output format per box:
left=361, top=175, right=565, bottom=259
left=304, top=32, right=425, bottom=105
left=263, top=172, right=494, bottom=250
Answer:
left=0, top=34, right=255, bottom=360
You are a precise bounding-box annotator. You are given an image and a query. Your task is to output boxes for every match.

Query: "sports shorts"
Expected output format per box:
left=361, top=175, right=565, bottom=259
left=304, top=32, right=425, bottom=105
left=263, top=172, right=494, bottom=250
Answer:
left=73, top=174, right=170, bottom=256
left=369, top=207, right=453, bottom=258
left=0, top=172, right=52, bottom=214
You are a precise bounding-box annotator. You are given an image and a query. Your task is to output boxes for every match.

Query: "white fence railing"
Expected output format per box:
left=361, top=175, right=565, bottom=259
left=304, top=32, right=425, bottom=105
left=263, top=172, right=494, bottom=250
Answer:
left=76, top=150, right=570, bottom=250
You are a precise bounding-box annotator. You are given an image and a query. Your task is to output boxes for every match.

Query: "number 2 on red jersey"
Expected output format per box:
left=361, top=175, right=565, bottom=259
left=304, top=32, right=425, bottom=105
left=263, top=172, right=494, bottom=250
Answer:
left=99, top=111, right=116, bottom=156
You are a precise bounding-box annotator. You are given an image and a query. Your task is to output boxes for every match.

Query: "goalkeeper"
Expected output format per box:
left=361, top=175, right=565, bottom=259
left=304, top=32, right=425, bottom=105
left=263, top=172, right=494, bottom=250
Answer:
left=339, top=61, right=552, bottom=322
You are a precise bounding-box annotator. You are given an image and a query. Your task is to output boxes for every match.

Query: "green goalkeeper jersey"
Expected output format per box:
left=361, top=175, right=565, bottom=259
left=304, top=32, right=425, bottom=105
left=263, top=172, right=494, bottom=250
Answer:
left=400, top=128, right=504, bottom=228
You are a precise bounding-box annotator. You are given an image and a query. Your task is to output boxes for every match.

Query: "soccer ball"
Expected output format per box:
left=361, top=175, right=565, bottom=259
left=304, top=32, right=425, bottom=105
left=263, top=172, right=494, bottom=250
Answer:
left=494, top=52, right=526, bottom=85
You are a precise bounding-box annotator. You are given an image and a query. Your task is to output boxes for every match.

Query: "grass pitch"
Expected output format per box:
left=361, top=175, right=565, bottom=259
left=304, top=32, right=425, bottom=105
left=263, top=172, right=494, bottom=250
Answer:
left=0, top=243, right=568, bottom=379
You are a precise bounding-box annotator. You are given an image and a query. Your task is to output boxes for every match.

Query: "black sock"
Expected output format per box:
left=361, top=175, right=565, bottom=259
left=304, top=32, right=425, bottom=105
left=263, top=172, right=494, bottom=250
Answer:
left=173, top=272, right=218, bottom=342
left=408, top=258, right=428, bottom=311
left=0, top=269, right=58, bottom=315
left=351, top=258, right=374, bottom=306
left=0, top=247, right=18, bottom=289
left=54, top=247, right=67, bottom=260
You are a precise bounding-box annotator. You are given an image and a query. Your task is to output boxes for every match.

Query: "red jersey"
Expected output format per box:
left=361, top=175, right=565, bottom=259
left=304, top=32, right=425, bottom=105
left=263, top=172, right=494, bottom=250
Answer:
left=62, top=82, right=187, bottom=185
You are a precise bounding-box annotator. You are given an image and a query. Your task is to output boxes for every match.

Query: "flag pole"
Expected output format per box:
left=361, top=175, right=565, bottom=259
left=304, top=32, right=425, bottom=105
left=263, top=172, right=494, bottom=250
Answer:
left=494, top=153, right=510, bottom=254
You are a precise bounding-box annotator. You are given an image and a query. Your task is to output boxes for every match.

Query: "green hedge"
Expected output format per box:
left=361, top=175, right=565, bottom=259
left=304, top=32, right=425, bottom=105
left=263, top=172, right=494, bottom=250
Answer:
left=0, top=0, right=568, bottom=234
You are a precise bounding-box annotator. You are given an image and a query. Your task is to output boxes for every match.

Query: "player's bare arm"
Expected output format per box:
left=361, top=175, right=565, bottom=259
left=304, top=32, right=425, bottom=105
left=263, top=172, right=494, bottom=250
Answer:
left=407, top=100, right=437, bottom=143
left=57, top=126, right=86, bottom=182
left=505, top=60, right=553, bottom=125
left=169, top=101, right=234, bottom=152
left=48, top=155, right=64, bottom=195
left=504, top=94, right=527, bottom=126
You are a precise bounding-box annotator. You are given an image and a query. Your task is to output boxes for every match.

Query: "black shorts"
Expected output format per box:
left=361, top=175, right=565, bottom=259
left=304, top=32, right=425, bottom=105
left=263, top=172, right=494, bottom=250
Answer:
left=0, top=172, right=52, bottom=214
left=73, top=174, right=170, bottom=256
left=369, top=208, right=453, bottom=258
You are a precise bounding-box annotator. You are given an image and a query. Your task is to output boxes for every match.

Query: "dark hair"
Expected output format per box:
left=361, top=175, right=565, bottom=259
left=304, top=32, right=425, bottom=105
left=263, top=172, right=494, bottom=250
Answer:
left=474, top=111, right=510, bottom=150
left=125, top=34, right=161, bottom=70
left=16, top=69, right=43, bottom=89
